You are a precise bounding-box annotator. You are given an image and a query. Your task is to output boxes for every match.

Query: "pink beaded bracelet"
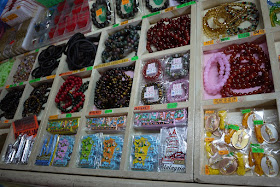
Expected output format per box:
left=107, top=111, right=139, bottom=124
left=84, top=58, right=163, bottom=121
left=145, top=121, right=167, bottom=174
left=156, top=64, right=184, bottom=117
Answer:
left=203, top=53, right=230, bottom=95
left=167, top=79, right=189, bottom=103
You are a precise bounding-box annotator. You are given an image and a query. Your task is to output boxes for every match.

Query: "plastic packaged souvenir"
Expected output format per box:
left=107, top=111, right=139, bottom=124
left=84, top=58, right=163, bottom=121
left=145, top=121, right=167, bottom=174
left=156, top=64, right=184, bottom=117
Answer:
left=99, top=135, right=124, bottom=170
left=142, top=59, right=163, bottom=82
left=47, top=118, right=80, bottom=134
left=140, top=82, right=165, bottom=105
left=159, top=127, right=187, bottom=173
left=91, top=0, right=115, bottom=30
left=35, top=134, right=59, bottom=166
left=166, top=79, right=189, bottom=103
left=78, top=134, right=102, bottom=168
left=164, top=53, right=190, bottom=80
left=131, top=134, right=159, bottom=171
left=134, top=109, right=187, bottom=128
left=52, top=135, right=75, bottom=167
left=115, top=0, right=142, bottom=23
left=86, top=116, right=126, bottom=132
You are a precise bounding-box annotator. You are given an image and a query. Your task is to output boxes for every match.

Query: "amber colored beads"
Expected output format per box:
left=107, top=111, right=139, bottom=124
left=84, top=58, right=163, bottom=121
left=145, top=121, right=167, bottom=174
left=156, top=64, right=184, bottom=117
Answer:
left=146, top=16, right=191, bottom=53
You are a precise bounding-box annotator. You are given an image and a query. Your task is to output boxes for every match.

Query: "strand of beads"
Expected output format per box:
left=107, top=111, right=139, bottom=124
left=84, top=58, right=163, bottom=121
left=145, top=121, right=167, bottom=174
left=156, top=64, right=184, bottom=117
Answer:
left=55, top=76, right=89, bottom=113
left=146, top=16, right=191, bottom=53
left=203, top=2, right=259, bottom=39
left=94, top=66, right=134, bottom=109
left=91, top=0, right=112, bottom=28
left=13, top=54, right=36, bottom=83
left=102, top=25, right=140, bottom=63
left=22, top=83, right=52, bottom=117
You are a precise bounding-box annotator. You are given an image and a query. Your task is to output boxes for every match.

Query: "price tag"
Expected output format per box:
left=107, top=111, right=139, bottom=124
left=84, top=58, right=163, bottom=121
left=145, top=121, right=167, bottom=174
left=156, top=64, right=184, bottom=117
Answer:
left=46, top=75, right=56, bottom=79
left=165, top=7, right=174, bottom=12
left=89, top=111, right=102, bottom=115
left=5, top=85, right=9, bottom=88
left=252, top=147, right=264, bottom=153
left=171, top=58, right=182, bottom=70
left=4, top=120, right=9, bottom=123
left=24, top=52, right=30, bottom=56
left=144, top=86, right=155, bottom=99
left=254, top=120, right=263, bottom=125
left=29, top=78, right=41, bottom=83
left=171, top=83, right=182, bottom=96
left=122, top=0, right=129, bottom=5
left=96, top=8, right=102, bottom=16
left=221, top=37, right=230, bottom=42
left=87, top=66, right=93, bottom=71
left=7, top=14, right=18, bottom=21
left=49, top=115, right=58, bottom=120
left=35, top=49, right=39, bottom=52
left=131, top=56, right=138, bottom=61
left=253, top=29, right=265, bottom=36
left=146, top=63, right=157, bottom=75
left=134, top=105, right=151, bottom=111
left=16, top=6, right=21, bottom=9
left=59, top=71, right=73, bottom=76
left=213, top=97, right=238, bottom=104
left=94, top=59, right=129, bottom=69
left=105, top=109, right=113, bottom=114
left=205, top=165, right=210, bottom=175
left=2, top=18, right=8, bottom=23
left=219, top=150, right=229, bottom=155
left=205, top=138, right=214, bottom=142
left=121, top=20, right=128, bottom=25
left=238, top=32, right=250, bottom=39
left=167, top=103, right=178, bottom=109
left=177, top=1, right=196, bottom=8
left=142, top=11, right=160, bottom=19
left=203, top=40, right=214, bottom=46
left=225, top=124, right=239, bottom=130
left=66, top=113, right=72, bottom=118
left=250, top=144, right=260, bottom=148
left=19, top=82, right=23, bottom=86
left=205, top=110, right=215, bottom=114
left=113, top=24, right=119, bottom=28
left=72, top=70, right=79, bottom=73
left=241, top=109, right=251, bottom=114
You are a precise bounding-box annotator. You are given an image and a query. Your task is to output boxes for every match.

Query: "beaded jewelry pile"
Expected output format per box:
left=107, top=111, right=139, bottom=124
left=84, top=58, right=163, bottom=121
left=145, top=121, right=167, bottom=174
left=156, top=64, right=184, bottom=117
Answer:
left=0, top=89, right=24, bottom=119
left=91, top=0, right=112, bottom=29
left=13, top=54, right=36, bottom=83
left=203, top=2, right=259, bottom=39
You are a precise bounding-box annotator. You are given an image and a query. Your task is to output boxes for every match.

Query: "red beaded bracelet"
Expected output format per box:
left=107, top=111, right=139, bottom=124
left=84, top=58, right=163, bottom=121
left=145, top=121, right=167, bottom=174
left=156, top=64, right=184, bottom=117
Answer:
left=142, top=59, right=162, bottom=81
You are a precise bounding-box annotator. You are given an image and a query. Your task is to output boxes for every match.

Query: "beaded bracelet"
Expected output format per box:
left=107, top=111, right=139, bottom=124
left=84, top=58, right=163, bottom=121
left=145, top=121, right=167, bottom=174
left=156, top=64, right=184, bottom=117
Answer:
left=13, top=55, right=36, bottom=83
left=269, top=5, right=280, bottom=27
left=145, top=0, right=169, bottom=13
left=0, top=89, right=24, bottom=119
left=165, top=53, right=189, bottom=79
left=167, top=79, right=189, bottom=103
left=94, top=66, right=134, bottom=109
left=142, top=59, right=162, bottom=81
left=91, top=0, right=112, bottom=29
left=141, top=82, right=165, bottom=105
left=116, top=0, right=139, bottom=19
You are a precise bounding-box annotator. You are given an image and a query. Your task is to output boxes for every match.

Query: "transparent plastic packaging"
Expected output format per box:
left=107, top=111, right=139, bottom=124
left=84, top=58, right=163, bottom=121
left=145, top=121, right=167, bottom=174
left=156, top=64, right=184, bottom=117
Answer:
left=99, top=135, right=124, bottom=170
left=115, top=0, right=143, bottom=23
left=166, top=79, right=189, bottom=103
left=78, top=134, right=102, bottom=168
left=159, top=127, right=187, bottom=173
left=47, top=118, right=80, bottom=134
left=91, top=0, right=115, bottom=30
left=86, top=116, right=126, bottom=132
left=52, top=135, right=75, bottom=167
left=140, top=82, right=165, bottom=105
left=141, top=58, right=163, bottom=82
left=133, top=109, right=188, bottom=129
left=35, top=134, right=59, bottom=166
left=130, top=134, right=159, bottom=172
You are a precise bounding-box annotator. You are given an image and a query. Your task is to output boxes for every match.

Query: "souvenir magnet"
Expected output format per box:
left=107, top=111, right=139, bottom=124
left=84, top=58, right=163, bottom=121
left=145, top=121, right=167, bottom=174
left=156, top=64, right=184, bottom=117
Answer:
left=205, top=115, right=219, bottom=132
left=231, top=130, right=249, bottom=150
left=261, top=155, right=279, bottom=177
left=247, top=113, right=262, bottom=130
left=261, top=124, right=278, bottom=144
left=219, top=157, right=238, bottom=175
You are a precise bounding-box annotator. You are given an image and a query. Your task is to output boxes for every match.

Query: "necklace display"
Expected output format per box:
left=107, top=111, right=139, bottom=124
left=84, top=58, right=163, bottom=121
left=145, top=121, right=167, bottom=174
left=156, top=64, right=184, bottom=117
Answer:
left=91, top=0, right=112, bottom=29
left=146, top=16, right=191, bottom=53
left=22, top=83, right=52, bottom=117
left=102, top=25, right=140, bottom=63
left=116, top=0, right=139, bottom=19
left=145, top=0, right=169, bottom=13
left=55, top=76, right=89, bottom=113
left=94, top=66, right=134, bottom=109
left=0, top=89, right=24, bottom=119
left=203, top=2, right=259, bottom=39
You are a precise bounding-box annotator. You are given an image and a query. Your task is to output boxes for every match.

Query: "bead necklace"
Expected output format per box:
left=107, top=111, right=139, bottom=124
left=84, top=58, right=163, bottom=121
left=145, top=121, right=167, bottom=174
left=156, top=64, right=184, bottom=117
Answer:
left=145, top=0, right=169, bottom=13
left=22, top=83, right=51, bottom=117
left=0, top=89, right=24, bottom=119
left=165, top=53, right=190, bottom=80
left=141, top=82, right=165, bottom=105
left=91, top=0, right=112, bottom=29
left=167, top=79, right=189, bottom=103
left=102, top=25, right=140, bottom=63
left=146, top=16, right=191, bottom=53
left=116, top=0, right=139, bottom=19
left=142, top=59, right=162, bottom=81
left=13, top=54, right=36, bottom=83
left=94, top=66, right=134, bottom=109
left=55, top=76, right=89, bottom=113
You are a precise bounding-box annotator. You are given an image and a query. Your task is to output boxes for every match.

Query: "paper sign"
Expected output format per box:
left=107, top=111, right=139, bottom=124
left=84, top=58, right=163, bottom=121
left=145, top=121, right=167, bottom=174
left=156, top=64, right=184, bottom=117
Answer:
left=146, top=63, right=157, bottom=75
left=171, top=58, right=182, bottom=70
left=96, top=8, right=102, bottom=16
left=171, top=83, right=182, bottom=96
left=134, top=105, right=151, bottom=111
left=144, top=86, right=155, bottom=99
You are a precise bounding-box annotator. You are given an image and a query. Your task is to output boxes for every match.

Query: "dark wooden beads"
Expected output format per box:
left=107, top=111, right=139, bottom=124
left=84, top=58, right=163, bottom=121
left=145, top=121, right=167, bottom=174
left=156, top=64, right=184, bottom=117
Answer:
left=91, top=0, right=112, bottom=28
left=0, top=89, right=24, bottom=119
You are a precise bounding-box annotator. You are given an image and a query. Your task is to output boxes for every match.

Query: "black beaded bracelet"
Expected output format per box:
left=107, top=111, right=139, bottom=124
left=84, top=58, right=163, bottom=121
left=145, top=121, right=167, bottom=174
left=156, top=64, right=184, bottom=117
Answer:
left=141, top=82, right=165, bottom=105
left=94, top=66, right=134, bottom=109
left=175, top=0, right=194, bottom=5
left=165, top=53, right=190, bottom=79
left=102, top=25, right=140, bottom=63
left=91, top=0, right=112, bottom=28
left=116, top=0, right=139, bottom=19
left=145, top=0, right=169, bottom=13
left=0, top=89, right=24, bottom=119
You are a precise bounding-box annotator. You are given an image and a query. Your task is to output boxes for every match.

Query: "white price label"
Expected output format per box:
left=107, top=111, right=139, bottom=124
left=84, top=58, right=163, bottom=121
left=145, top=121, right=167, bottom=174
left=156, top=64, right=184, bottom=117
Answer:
left=146, top=63, right=157, bottom=75
left=171, top=83, right=182, bottom=96
left=144, top=86, right=155, bottom=99
left=171, top=58, right=182, bottom=71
